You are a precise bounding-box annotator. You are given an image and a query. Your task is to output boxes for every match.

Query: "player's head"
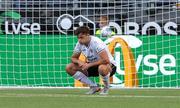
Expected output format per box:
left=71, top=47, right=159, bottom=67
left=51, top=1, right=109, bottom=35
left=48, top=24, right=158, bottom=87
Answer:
left=99, top=16, right=109, bottom=28
left=74, top=26, right=90, bottom=45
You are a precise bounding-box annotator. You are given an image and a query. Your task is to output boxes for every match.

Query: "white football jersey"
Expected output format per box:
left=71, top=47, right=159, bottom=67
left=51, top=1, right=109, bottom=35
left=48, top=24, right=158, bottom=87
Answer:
left=74, top=36, right=116, bottom=66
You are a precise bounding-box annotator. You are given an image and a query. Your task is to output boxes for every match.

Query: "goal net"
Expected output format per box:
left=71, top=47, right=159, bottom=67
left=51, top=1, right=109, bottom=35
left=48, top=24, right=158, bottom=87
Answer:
left=0, top=0, right=179, bottom=88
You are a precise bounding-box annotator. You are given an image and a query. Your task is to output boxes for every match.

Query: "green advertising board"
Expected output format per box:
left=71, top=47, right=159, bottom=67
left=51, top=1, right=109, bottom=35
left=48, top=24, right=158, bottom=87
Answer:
left=0, top=35, right=180, bottom=87
left=112, top=36, right=180, bottom=87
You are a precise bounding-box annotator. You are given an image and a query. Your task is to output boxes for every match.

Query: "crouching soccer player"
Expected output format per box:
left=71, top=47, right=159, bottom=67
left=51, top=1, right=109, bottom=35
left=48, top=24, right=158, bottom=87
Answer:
left=66, top=26, right=116, bottom=95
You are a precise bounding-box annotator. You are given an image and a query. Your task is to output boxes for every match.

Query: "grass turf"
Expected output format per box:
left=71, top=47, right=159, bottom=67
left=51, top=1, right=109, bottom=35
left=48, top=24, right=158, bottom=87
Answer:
left=0, top=89, right=180, bottom=108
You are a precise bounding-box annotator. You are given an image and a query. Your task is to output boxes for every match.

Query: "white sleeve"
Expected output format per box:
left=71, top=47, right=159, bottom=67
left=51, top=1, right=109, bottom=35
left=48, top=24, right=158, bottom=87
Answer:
left=94, top=40, right=106, bottom=54
left=73, top=42, right=81, bottom=54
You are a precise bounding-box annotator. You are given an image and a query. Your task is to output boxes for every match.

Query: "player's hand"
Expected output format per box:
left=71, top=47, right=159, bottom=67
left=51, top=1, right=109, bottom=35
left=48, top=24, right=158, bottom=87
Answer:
left=81, top=63, right=90, bottom=71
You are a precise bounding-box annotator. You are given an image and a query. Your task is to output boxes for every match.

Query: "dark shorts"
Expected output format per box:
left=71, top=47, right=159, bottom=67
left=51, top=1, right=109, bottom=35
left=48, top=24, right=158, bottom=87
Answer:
left=87, top=64, right=116, bottom=77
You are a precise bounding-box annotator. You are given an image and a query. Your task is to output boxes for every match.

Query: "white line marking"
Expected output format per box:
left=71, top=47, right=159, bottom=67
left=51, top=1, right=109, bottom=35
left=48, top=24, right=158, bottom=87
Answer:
left=0, top=93, right=180, bottom=98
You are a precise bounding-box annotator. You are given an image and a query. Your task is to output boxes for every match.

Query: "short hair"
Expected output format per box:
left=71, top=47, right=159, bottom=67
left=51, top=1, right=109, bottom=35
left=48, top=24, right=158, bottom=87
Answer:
left=74, top=26, right=90, bottom=35
left=100, top=16, right=109, bottom=22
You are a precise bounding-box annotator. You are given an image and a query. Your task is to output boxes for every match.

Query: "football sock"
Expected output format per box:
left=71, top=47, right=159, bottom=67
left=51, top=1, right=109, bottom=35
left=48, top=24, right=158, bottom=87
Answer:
left=101, top=73, right=110, bottom=88
left=73, top=71, right=97, bottom=87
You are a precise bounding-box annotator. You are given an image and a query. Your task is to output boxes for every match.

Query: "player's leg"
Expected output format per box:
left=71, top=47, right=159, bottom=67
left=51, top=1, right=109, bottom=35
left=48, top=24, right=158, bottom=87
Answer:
left=98, top=64, right=112, bottom=95
left=85, top=66, right=103, bottom=94
left=66, top=63, right=99, bottom=90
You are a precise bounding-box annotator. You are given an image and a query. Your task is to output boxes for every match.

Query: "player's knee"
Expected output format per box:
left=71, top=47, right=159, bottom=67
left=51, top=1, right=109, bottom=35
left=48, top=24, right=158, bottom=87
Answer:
left=66, top=63, right=73, bottom=73
left=98, top=65, right=111, bottom=76
left=66, top=63, right=77, bottom=76
left=98, top=65, right=105, bottom=72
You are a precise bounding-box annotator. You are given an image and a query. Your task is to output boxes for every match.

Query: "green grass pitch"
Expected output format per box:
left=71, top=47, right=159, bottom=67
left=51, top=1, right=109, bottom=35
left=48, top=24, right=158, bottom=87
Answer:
left=0, top=88, right=179, bottom=108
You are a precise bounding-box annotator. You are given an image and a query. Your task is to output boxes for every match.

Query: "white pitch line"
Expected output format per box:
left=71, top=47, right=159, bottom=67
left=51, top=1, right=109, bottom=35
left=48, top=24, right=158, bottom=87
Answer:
left=0, top=93, right=180, bottom=98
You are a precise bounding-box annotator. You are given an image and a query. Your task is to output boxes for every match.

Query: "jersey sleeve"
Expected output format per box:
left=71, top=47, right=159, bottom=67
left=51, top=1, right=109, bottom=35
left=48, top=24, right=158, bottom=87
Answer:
left=94, top=40, right=106, bottom=54
left=73, top=42, right=81, bottom=54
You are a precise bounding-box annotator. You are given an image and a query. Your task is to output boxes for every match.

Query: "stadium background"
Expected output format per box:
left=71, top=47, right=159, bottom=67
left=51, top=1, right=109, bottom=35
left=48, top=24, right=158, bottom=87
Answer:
left=0, top=0, right=180, bottom=88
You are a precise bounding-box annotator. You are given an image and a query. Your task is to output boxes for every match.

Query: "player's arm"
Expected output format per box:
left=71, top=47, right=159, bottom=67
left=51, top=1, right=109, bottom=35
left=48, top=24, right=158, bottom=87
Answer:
left=81, top=49, right=110, bottom=70
left=71, top=52, right=80, bottom=64
left=71, top=52, right=85, bottom=67
left=89, top=49, right=110, bottom=67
